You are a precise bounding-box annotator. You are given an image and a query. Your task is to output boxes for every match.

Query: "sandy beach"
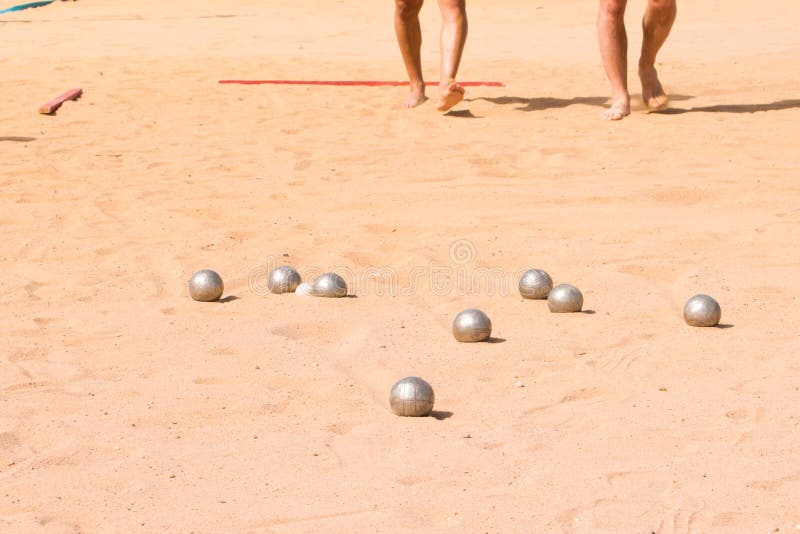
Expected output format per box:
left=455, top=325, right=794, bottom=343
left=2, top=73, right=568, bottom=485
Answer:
left=2, top=0, right=800, bottom=531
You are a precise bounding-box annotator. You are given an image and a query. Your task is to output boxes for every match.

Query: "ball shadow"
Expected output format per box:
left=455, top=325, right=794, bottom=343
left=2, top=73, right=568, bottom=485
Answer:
left=486, top=337, right=507, bottom=344
left=217, top=295, right=240, bottom=303
left=716, top=323, right=734, bottom=329
left=581, top=309, right=596, bottom=315
left=430, top=411, right=453, bottom=420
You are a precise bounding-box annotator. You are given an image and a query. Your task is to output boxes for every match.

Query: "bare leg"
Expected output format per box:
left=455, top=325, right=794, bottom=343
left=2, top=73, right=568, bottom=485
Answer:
left=597, top=0, right=630, bottom=120
left=639, top=0, right=676, bottom=110
left=395, top=0, right=427, bottom=108
left=436, top=0, right=468, bottom=112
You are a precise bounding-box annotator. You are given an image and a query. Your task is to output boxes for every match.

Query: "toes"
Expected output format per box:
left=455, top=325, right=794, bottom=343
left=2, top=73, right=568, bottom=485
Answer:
left=647, top=95, right=669, bottom=111
left=403, top=94, right=428, bottom=109
left=601, top=107, right=628, bottom=121
left=441, top=84, right=464, bottom=96
left=437, top=86, right=465, bottom=112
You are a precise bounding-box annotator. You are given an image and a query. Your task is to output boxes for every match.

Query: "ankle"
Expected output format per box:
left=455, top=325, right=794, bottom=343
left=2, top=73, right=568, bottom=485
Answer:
left=439, top=77, right=456, bottom=88
left=638, top=60, right=655, bottom=72
left=611, top=90, right=630, bottom=103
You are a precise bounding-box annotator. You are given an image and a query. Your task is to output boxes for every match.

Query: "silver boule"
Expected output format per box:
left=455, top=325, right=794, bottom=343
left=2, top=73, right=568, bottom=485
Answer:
left=519, top=268, right=553, bottom=299
left=452, top=308, right=492, bottom=342
left=313, top=272, right=348, bottom=298
left=268, top=265, right=302, bottom=294
left=547, top=284, right=583, bottom=313
left=188, top=269, right=224, bottom=302
left=390, top=376, right=435, bottom=417
left=683, top=294, right=721, bottom=327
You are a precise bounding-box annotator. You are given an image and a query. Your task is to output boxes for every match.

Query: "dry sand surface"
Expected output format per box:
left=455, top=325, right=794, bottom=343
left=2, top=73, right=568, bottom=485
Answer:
left=2, top=0, right=800, bottom=531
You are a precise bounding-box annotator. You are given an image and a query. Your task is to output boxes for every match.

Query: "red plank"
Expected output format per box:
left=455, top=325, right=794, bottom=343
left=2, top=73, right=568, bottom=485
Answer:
left=38, top=87, right=83, bottom=115
left=218, top=80, right=504, bottom=87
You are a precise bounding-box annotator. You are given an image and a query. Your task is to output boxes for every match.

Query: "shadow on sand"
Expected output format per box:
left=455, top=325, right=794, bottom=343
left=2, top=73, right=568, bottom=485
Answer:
left=469, top=94, right=696, bottom=113
left=444, top=109, right=480, bottom=118
left=468, top=95, right=608, bottom=112
left=653, top=99, right=800, bottom=115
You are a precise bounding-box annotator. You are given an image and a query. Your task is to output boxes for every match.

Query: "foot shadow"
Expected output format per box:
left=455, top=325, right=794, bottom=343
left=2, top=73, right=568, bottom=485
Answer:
left=470, top=94, right=694, bottom=113
left=217, top=295, right=239, bottom=303
left=468, top=95, right=608, bottom=112
left=486, top=337, right=507, bottom=344
left=0, top=136, right=36, bottom=142
left=653, top=99, right=800, bottom=115
left=445, top=109, right=480, bottom=119
left=716, top=323, right=734, bottom=329
left=430, top=410, right=453, bottom=420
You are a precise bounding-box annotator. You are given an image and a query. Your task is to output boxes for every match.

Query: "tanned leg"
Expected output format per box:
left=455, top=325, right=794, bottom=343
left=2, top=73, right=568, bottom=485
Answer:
left=598, top=0, right=630, bottom=120
left=395, top=0, right=427, bottom=108
left=436, top=0, right=468, bottom=112
left=639, top=0, right=676, bottom=110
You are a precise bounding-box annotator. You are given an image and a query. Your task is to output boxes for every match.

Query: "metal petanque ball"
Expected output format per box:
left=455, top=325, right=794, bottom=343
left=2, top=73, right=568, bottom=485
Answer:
left=452, top=308, right=492, bottom=342
left=547, top=284, right=583, bottom=313
left=390, top=376, right=435, bottom=417
left=268, top=265, right=302, bottom=294
left=313, top=272, right=348, bottom=298
left=188, top=269, right=224, bottom=302
left=683, top=294, right=721, bottom=327
left=519, top=269, right=553, bottom=299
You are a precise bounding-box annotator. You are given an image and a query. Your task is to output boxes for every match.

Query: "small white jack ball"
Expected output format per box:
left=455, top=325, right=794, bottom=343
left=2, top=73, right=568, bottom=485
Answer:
left=295, top=282, right=313, bottom=296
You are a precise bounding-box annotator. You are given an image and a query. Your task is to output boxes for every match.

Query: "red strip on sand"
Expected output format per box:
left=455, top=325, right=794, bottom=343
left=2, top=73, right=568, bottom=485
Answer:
left=38, top=88, right=83, bottom=115
left=219, top=80, right=504, bottom=87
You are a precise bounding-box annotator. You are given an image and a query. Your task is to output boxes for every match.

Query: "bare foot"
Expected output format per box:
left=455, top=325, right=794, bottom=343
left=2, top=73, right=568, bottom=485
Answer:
left=404, top=82, right=427, bottom=108
left=436, top=80, right=465, bottom=112
left=601, top=97, right=631, bottom=121
left=639, top=65, right=669, bottom=110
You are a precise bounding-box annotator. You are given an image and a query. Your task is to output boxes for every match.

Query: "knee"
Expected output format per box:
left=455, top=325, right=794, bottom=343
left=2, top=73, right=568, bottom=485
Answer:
left=439, top=0, right=466, bottom=20
left=396, top=0, right=423, bottom=19
left=648, top=0, right=676, bottom=14
left=599, top=0, right=626, bottom=21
